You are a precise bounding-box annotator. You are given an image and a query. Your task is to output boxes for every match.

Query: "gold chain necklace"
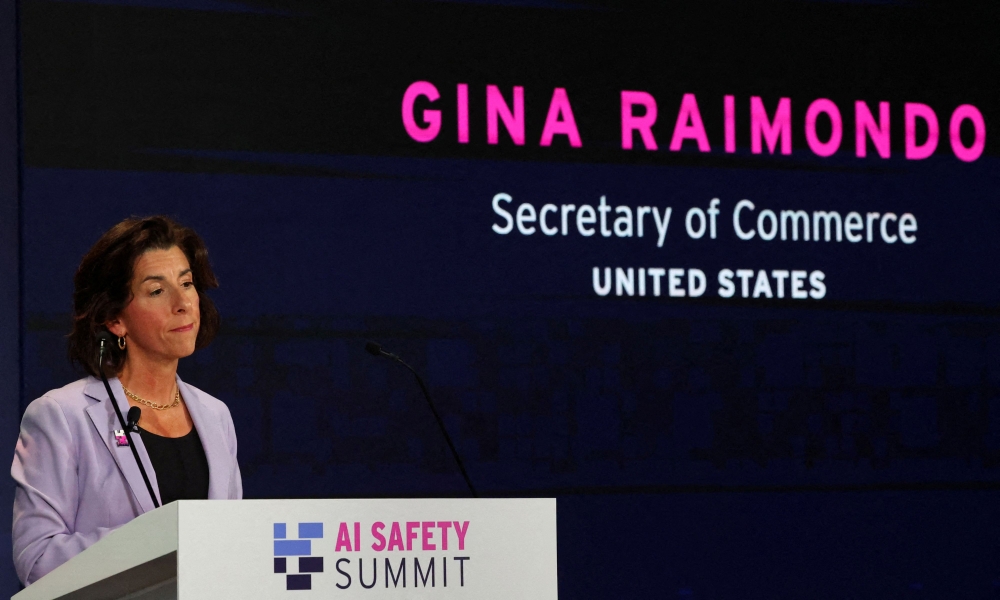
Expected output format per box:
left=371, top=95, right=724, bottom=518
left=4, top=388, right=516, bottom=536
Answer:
left=121, top=385, right=181, bottom=410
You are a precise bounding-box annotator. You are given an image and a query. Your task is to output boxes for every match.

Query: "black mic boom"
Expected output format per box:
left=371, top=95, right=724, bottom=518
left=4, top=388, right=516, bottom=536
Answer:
left=366, top=341, right=478, bottom=498
left=97, top=331, right=160, bottom=510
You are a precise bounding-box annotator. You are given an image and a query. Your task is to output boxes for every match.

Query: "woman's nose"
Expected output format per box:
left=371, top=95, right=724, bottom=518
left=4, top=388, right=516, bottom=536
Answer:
left=173, top=289, right=192, bottom=312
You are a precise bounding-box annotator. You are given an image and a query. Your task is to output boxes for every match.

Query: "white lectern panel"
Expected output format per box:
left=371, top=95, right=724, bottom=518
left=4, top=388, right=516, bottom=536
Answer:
left=178, top=499, right=557, bottom=600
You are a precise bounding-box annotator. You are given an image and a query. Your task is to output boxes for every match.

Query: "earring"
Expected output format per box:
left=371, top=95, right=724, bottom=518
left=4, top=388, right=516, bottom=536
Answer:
left=118, top=336, right=127, bottom=350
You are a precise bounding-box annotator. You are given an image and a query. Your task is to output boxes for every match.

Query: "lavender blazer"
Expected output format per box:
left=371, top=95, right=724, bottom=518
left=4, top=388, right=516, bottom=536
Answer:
left=10, top=375, right=242, bottom=585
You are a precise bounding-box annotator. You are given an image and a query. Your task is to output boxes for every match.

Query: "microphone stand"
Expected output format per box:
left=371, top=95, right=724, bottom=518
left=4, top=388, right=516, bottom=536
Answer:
left=98, top=336, right=160, bottom=510
left=366, top=342, right=478, bottom=498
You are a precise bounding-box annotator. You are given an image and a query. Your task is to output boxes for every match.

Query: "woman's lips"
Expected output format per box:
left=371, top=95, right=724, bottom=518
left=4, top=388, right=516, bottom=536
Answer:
left=171, top=324, right=195, bottom=333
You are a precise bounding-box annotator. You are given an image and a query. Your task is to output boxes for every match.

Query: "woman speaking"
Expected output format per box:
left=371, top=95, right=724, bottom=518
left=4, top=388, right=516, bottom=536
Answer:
left=10, top=216, right=242, bottom=586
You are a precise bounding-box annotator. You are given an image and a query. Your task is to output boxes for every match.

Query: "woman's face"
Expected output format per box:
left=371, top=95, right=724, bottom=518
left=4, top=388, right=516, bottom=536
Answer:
left=107, top=246, right=201, bottom=365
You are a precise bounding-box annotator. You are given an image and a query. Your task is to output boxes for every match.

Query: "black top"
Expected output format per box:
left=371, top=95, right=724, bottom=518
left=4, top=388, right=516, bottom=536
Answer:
left=138, top=425, right=210, bottom=505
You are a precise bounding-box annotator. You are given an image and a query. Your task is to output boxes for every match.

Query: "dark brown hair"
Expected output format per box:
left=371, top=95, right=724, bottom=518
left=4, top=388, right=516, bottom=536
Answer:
left=69, top=216, right=220, bottom=377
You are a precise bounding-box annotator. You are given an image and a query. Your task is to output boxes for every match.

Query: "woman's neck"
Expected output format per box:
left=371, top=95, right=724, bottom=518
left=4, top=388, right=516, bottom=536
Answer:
left=117, top=354, right=179, bottom=403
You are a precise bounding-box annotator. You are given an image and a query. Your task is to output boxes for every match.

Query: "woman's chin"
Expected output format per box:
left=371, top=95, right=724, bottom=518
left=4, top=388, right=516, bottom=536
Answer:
left=158, top=341, right=198, bottom=361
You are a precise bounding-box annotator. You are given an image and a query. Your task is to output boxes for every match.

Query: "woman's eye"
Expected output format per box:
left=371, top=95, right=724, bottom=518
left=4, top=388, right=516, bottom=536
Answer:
left=182, top=281, right=194, bottom=288
left=150, top=289, right=162, bottom=297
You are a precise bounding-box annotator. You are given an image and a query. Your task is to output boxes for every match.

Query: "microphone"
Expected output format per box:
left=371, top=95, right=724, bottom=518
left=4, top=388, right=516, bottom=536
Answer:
left=96, top=331, right=160, bottom=510
left=126, top=406, right=142, bottom=433
left=365, top=342, right=478, bottom=497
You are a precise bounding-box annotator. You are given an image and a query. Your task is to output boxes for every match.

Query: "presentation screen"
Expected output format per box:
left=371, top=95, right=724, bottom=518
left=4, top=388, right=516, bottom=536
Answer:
left=19, top=1, right=1000, bottom=597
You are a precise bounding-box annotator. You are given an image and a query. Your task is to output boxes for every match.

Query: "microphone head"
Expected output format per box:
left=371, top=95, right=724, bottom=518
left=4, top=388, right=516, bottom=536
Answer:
left=126, top=406, right=141, bottom=431
left=96, top=330, right=114, bottom=345
left=365, top=342, right=383, bottom=357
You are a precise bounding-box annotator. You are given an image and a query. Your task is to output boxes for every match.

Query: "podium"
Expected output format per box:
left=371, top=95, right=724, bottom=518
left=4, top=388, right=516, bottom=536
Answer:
left=12, top=499, right=557, bottom=600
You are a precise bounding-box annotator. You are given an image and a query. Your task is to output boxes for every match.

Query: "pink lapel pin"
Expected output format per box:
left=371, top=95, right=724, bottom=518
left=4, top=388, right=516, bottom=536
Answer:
left=114, top=430, right=129, bottom=447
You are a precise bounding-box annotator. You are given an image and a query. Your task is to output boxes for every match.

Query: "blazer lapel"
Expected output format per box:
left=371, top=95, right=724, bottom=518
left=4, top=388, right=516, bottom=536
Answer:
left=178, top=376, right=231, bottom=499
left=83, top=376, right=162, bottom=512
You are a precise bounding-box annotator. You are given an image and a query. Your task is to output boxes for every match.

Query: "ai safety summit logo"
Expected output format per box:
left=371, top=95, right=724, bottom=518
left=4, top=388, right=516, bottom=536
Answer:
left=271, top=517, right=474, bottom=592
left=274, top=522, right=324, bottom=590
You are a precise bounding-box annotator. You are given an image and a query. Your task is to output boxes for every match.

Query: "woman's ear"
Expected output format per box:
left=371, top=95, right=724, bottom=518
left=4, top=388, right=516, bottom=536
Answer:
left=105, top=319, right=126, bottom=338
